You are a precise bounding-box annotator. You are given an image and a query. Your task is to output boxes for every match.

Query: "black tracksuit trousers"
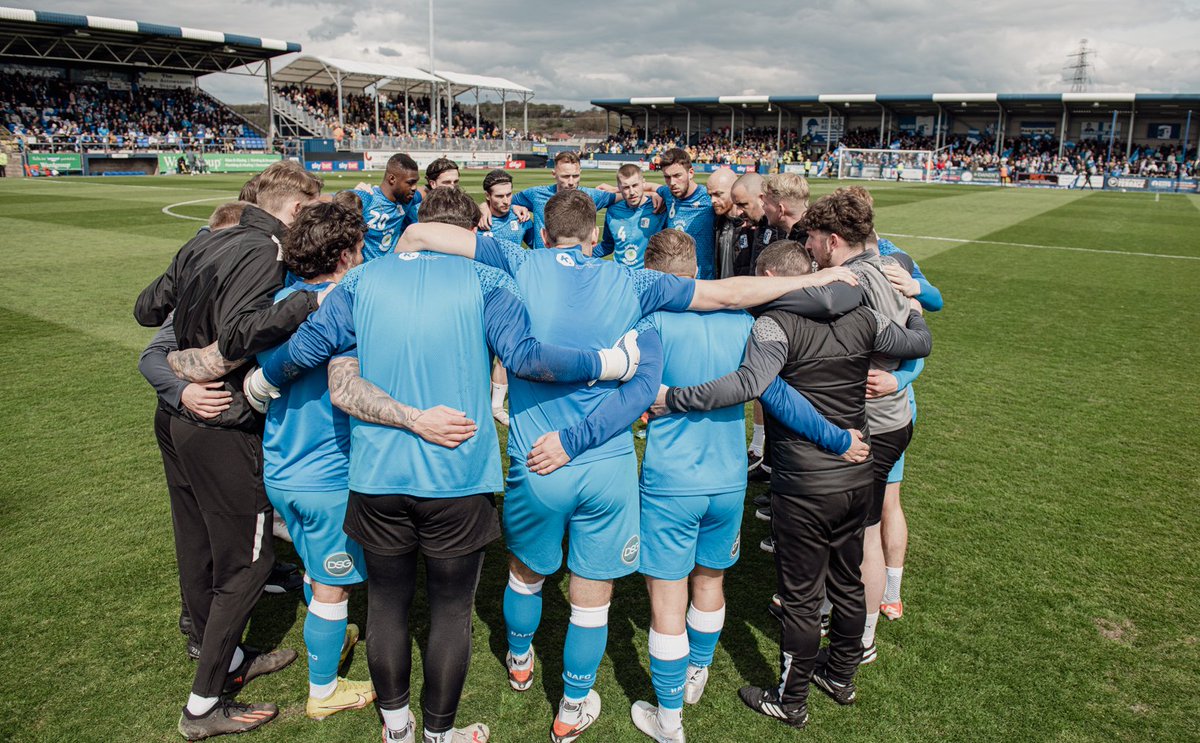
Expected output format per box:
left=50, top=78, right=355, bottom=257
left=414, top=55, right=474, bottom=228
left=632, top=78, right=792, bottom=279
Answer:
left=770, top=486, right=871, bottom=704
left=168, top=415, right=274, bottom=697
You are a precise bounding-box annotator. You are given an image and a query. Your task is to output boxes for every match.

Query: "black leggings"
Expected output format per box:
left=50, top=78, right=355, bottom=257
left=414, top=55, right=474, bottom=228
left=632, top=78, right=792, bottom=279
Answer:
left=364, top=548, right=486, bottom=733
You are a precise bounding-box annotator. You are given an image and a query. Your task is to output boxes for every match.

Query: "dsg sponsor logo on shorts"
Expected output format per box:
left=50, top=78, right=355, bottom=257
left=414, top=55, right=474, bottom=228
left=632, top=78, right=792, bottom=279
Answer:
left=621, top=535, right=640, bottom=565
left=324, top=552, right=355, bottom=578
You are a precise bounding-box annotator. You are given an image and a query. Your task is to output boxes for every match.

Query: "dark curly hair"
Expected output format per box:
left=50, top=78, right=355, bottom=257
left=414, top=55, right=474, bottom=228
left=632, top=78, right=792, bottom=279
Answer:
left=282, top=202, right=365, bottom=279
left=799, top=187, right=874, bottom=246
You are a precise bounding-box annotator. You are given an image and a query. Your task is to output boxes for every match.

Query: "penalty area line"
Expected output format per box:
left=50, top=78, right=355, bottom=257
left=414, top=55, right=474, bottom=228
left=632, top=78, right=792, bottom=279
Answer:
left=162, top=196, right=230, bottom=222
left=879, top=232, right=1200, bottom=261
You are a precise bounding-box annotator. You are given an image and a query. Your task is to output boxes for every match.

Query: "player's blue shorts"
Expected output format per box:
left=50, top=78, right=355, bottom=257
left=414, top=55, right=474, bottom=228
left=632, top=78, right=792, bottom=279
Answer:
left=503, top=451, right=639, bottom=580
left=639, top=489, right=744, bottom=580
left=266, top=485, right=366, bottom=586
left=888, top=391, right=920, bottom=484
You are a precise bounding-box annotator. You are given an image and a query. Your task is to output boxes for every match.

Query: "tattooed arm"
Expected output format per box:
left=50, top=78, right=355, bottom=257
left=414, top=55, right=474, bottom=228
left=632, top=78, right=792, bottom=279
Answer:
left=167, top=341, right=246, bottom=383
left=326, top=356, right=478, bottom=449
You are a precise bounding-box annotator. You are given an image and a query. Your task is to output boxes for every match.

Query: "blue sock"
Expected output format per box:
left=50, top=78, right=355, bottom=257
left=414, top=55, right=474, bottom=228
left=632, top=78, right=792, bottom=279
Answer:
left=305, top=600, right=347, bottom=688
left=503, top=583, right=543, bottom=657
left=562, top=604, right=609, bottom=700
left=648, top=630, right=689, bottom=711
left=686, top=604, right=725, bottom=668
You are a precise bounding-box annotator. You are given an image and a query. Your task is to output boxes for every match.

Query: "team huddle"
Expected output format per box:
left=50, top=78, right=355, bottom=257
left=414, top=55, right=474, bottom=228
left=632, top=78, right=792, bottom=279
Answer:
left=134, top=147, right=941, bottom=743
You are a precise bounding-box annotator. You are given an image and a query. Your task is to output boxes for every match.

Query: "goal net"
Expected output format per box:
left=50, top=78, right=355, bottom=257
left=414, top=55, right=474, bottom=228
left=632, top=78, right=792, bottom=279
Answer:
left=836, top=147, right=934, bottom=182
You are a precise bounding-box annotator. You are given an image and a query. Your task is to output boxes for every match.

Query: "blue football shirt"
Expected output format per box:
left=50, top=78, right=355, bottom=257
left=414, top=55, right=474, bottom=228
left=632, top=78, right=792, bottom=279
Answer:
left=641, top=310, right=755, bottom=495
left=474, top=236, right=694, bottom=466
left=599, top=196, right=667, bottom=269
left=483, top=209, right=533, bottom=248
left=359, top=186, right=410, bottom=262
left=512, top=184, right=617, bottom=250
left=657, top=184, right=715, bottom=279
left=259, top=281, right=351, bottom=491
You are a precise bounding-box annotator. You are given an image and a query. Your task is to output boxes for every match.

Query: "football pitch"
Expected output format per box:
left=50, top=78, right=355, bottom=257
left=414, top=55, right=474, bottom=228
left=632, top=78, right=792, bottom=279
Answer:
left=0, top=170, right=1198, bottom=742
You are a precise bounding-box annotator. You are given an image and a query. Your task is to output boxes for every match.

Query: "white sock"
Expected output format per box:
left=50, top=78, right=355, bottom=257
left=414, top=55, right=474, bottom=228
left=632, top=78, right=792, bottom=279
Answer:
left=186, top=693, right=218, bottom=716
left=750, top=424, right=765, bottom=454
left=863, top=611, right=880, bottom=647
left=309, top=679, right=337, bottom=699
left=685, top=603, right=726, bottom=633
left=884, top=567, right=904, bottom=603
left=820, top=596, right=833, bottom=616
left=424, top=729, right=449, bottom=743
left=381, top=705, right=411, bottom=734
left=658, top=704, right=683, bottom=732
left=491, top=382, right=507, bottom=410
left=228, top=646, right=245, bottom=673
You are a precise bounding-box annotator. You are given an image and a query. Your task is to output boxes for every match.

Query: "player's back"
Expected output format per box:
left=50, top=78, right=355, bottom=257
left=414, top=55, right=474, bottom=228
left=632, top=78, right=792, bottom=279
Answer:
left=348, top=252, right=501, bottom=496
left=642, top=310, right=754, bottom=495
left=261, top=281, right=350, bottom=491
left=507, top=248, right=641, bottom=465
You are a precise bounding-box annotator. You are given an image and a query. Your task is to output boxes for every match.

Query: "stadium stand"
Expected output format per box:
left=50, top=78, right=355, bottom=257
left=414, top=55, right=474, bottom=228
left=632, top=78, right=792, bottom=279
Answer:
left=590, top=93, right=1200, bottom=182
left=2, top=73, right=266, bottom=152
left=268, top=55, right=536, bottom=151
left=0, top=6, right=297, bottom=173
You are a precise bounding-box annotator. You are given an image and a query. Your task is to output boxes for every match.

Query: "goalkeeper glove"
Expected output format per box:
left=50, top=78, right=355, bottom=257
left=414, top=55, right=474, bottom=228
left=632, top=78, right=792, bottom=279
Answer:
left=596, top=329, right=641, bottom=383
left=242, top=366, right=280, bottom=414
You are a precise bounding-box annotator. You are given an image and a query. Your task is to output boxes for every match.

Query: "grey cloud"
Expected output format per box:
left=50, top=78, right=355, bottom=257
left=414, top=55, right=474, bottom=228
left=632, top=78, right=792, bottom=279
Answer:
left=47, top=0, right=1200, bottom=106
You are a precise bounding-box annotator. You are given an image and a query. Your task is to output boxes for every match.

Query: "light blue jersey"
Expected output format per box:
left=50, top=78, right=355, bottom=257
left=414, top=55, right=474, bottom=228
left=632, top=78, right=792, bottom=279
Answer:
left=512, top=184, right=617, bottom=250
left=260, top=281, right=350, bottom=491
left=474, top=235, right=694, bottom=466
left=641, top=309, right=755, bottom=496
left=657, top=184, right=715, bottom=279
left=360, top=186, right=411, bottom=262
left=483, top=209, right=533, bottom=248
left=598, top=196, right=667, bottom=269
left=259, top=280, right=363, bottom=587
left=259, top=252, right=605, bottom=497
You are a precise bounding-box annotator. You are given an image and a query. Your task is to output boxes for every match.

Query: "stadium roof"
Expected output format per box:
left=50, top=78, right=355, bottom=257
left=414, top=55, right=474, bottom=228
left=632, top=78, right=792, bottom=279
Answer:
left=270, top=55, right=441, bottom=94
left=271, top=54, right=533, bottom=98
left=0, top=6, right=299, bottom=74
left=592, top=93, right=1200, bottom=119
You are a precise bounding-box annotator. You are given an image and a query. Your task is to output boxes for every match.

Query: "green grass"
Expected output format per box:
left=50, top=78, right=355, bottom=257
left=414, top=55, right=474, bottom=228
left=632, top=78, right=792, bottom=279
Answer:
left=1, top=171, right=1198, bottom=742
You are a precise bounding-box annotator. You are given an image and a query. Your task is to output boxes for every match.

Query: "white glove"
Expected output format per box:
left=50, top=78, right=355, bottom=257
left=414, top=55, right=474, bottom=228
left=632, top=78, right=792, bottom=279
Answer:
left=242, top=366, right=280, bottom=414
left=596, top=329, right=641, bottom=383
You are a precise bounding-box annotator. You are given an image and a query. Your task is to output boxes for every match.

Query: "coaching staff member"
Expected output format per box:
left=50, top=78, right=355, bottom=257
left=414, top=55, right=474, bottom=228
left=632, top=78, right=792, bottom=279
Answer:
left=135, top=161, right=327, bottom=740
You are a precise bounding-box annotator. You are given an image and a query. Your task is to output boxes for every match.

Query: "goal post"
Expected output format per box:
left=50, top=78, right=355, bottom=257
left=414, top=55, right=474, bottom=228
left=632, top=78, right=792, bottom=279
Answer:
left=836, top=147, right=934, bottom=182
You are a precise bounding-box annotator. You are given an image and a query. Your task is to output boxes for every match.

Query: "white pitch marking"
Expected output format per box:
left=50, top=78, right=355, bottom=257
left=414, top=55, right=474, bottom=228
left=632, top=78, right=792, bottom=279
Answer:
left=161, top=196, right=231, bottom=222
left=879, top=232, right=1200, bottom=261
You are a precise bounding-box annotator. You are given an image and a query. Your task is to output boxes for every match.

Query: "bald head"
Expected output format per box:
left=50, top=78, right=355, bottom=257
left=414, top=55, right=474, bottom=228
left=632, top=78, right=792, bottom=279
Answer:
left=731, top=173, right=765, bottom=222
left=707, top=167, right=738, bottom=217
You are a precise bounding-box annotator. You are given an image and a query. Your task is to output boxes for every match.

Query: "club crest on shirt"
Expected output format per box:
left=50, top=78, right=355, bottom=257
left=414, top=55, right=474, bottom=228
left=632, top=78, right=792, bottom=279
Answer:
left=556, top=253, right=576, bottom=268
left=510, top=221, right=520, bottom=231
left=640, top=217, right=650, bottom=229
left=762, top=228, right=774, bottom=243
left=623, top=248, right=638, bottom=265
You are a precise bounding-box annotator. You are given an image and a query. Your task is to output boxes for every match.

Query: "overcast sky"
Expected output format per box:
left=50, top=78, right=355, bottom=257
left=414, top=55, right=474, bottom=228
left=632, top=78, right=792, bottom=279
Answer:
left=53, top=0, right=1200, bottom=108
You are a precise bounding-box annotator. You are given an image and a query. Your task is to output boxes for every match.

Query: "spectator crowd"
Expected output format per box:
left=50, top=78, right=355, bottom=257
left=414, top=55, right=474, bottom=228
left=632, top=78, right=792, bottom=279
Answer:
left=1, top=74, right=262, bottom=152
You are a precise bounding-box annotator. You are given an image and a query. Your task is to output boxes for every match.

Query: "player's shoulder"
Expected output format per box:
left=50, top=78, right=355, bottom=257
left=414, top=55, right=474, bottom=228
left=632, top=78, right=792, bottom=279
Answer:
left=473, top=261, right=521, bottom=297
